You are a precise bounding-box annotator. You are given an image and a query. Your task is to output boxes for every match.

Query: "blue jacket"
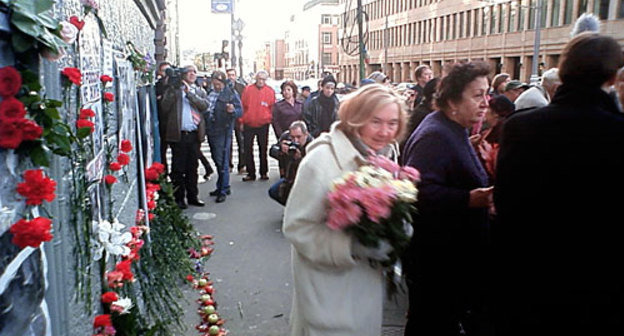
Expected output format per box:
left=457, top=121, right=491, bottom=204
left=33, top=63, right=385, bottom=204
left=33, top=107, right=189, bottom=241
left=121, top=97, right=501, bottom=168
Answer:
left=204, top=85, right=242, bottom=135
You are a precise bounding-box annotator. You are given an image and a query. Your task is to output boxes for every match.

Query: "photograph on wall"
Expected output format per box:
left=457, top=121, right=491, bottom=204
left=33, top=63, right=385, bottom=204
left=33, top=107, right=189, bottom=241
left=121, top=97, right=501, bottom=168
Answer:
left=114, top=58, right=136, bottom=153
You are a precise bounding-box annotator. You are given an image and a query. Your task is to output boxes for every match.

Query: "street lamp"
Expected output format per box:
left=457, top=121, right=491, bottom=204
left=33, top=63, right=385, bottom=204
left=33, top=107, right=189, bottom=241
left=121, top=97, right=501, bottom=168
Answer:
left=233, top=18, right=244, bottom=76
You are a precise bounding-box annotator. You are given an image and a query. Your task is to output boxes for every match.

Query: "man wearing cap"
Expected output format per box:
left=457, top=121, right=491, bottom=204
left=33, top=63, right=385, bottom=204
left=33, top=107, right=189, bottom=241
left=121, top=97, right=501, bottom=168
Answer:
left=240, top=70, right=276, bottom=181
left=161, top=65, right=209, bottom=209
left=204, top=70, right=243, bottom=202
left=303, top=75, right=340, bottom=138
left=503, top=80, right=531, bottom=102
left=299, top=86, right=311, bottom=102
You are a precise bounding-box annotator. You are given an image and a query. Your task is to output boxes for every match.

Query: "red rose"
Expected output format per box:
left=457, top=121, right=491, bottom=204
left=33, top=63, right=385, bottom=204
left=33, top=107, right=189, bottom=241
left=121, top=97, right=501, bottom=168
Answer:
left=115, top=259, right=134, bottom=281
left=69, top=16, right=85, bottom=30
left=10, top=217, right=53, bottom=248
left=0, top=97, right=26, bottom=120
left=100, top=74, right=113, bottom=83
left=109, top=162, right=122, bottom=171
left=76, top=119, right=95, bottom=133
left=16, top=169, right=57, bottom=205
left=100, top=292, right=118, bottom=304
left=0, top=120, right=23, bottom=149
left=79, top=108, right=95, bottom=119
left=120, top=139, right=132, bottom=153
left=103, top=92, right=114, bottom=102
left=103, top=174, right=117, bottom=185
left=117, top=153, right=130, bottom=166
left=0, top=66, right=22, bottom=98
left=19, top=119, right=43, bottom=141
left=144, top=167, right=159, bottom=181
left=61, top=67, right=81, bottom=86
left=93, top=314, right=113, bottom=328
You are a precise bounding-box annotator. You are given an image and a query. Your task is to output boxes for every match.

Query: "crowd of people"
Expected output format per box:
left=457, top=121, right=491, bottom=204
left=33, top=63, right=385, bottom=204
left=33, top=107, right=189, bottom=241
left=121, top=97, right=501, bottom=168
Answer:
left=155, top=27, right=624, bottom=335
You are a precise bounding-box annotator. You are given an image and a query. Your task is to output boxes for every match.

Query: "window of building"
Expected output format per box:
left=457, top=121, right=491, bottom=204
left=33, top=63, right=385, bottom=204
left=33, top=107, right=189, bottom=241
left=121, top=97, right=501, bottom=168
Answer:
left=529, top=0, right=535, bottom=29
left=322, top=32, right=332, bottom=44
left=577, top=0, right=588, bottom=17
left=322, top=52, right=332, bottom=65
left=540, top=0, right=547, bottom=28
left=518, top=0, right=525, bottom=30
left=474, top=9, right=479, bottom=36
left=593, top=0, right=609, bottom=19
left=322, top=14, right=331, bottom=24
left=482, top=6, right=489, bottom=36
left=564, top=0, right=573, bottom=24
left=440, top=16, right=445, bottom=40
left=466, top=10, right=472, bottom=37
left=619, top=0, right=624, bottom=18
left=459, top=11, right=464, bottom=38
left=452, top=13, right=457, bottom=39
left=490, top=5, right=497, bottom=34
left=551, top=0, right=561, bottom=26
left=509, top=2, right=517, bottom=32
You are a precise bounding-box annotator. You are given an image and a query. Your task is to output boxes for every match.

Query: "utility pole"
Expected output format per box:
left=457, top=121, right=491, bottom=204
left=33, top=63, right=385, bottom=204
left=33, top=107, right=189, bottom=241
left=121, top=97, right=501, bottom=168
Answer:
left=357, top=0, right=365, bottom=82
left=530, top=0, right=542, bottom=84
left=231, top=0, right=236, bottom=69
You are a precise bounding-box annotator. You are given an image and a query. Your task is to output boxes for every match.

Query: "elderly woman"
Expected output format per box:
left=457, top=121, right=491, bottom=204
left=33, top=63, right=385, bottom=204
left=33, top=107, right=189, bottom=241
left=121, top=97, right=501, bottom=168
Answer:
left=283, top=84, right=408, bottom=335
left=401, top=61, right=494, bottom=335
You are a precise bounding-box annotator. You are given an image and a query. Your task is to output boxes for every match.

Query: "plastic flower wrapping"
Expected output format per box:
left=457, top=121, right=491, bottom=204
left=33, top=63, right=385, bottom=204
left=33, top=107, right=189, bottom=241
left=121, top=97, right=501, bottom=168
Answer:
left=326, top=154, right=420, bottom=294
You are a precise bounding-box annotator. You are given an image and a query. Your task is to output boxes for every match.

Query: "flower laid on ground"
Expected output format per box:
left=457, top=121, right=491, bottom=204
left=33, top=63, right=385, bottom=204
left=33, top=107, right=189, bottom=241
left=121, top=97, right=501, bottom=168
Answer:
left=69, top=15, right=85, bottom=30
left=103, top=174, right=117, bottom=185
left=61, top=67, right=81, bottom=86
left=101, top=291, right=119, bottom=304
left=114, top=259, right=135, bottom=282
left=76, top=119, right=95, bottom=133
left=110, top=297, right=133, bottom=315
left=109, top=162, right=122, bottom=171
left=0, top=99, right=43, bottom=148
left=79, top=108, right=95, bottom=119
left=0, top=97, right=26, bottom=120
left=93, top=314, right=115, bottom=336
left=80, top=0, right=100, bottom=11
left=100, top=75, right=113, bottom=83
left=59, top=21, right=79, bottom=44
left=326, top=154, right=420, bottom=266
left=0, top=66, right=22, bottom=98
left=16, top=169, right=57, bottom=205
left=117, top=153, right=130, bottom=166
left=9, top=217, right=53, bottom=248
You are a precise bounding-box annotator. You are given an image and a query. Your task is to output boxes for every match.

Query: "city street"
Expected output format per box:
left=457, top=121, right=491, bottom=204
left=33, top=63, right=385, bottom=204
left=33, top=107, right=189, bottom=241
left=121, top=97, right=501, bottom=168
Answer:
left=180, top=142, right=408, bottom=335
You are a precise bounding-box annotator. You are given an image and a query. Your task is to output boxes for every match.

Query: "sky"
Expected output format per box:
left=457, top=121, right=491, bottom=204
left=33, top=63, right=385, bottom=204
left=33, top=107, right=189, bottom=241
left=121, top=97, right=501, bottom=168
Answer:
left=178, top=0, right=301, bottom=65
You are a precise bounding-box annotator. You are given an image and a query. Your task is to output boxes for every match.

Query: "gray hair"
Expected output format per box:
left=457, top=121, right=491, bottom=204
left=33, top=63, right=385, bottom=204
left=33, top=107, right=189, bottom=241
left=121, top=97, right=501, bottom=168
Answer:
left=541, top=68, right=561, bottom=88
left=289, top=120, right=308, bottom=134
left=255, top=70, right=269, bottom=79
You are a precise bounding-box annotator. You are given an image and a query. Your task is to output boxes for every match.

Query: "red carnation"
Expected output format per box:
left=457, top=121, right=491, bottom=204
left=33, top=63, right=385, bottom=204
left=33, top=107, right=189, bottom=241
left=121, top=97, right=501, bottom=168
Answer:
left=100, top=74, right=113, bottom=83
left=76, top=119, right=95, bottom=133
left=0, top=120, right=23, bottom=149
left=150, top=162, right=165, bottom=174
left=117, top=153, right=130, bottom=166
left=147, top=212, right=155, bottom=221
left=0, top=97, right=26, bottom=120
left=109, top=162, right=122, bottom=171
left=61, top=67, right=81, bottom=86
left=147, top=200, right=156, bottom=210
left=16, top=169, right=57, bottom=205
left=79, top=108, right=95, bottom=119
left=115, top=259, right=134, bottom=281
left=93, top=314, right=113, bottom=328
left=103, top=92, right=114, bottom=102
left=19, top=119, right=43, bottom=141
left=120, top=139, right=132, bottom=153
left=144, top=168, right=159, bottom=181
left=103, top=174, right=117, bottom=185
left=10, top=217, right=53, bottom=248
left=0, top=66, right=22, bottom=98
left=68, top=16, right=85, bottom=30
left=101, top=292, right=119, bottom=304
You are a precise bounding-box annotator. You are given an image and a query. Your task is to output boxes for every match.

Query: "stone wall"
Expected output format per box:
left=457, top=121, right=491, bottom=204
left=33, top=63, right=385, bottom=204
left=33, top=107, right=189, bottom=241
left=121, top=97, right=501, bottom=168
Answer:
left=0, top=1, right=161, bottom=335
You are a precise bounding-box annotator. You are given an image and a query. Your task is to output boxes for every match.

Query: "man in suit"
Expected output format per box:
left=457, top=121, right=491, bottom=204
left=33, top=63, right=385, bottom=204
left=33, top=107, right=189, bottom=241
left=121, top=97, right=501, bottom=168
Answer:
left=493, top=33, right=624, bottom=335
left=161, top=65, right=209, bottom=209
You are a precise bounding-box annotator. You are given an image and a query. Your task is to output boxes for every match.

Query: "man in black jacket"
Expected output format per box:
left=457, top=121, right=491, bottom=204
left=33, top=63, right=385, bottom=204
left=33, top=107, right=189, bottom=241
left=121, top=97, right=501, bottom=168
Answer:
left=493, top=33, right=624, bottom=335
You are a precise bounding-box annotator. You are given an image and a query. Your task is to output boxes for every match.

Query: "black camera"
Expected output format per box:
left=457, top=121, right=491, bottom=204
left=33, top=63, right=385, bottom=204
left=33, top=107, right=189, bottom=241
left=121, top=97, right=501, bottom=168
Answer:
left=165, top=66, right=185, bottom=88
left=286, top=141, right=300, bottom=155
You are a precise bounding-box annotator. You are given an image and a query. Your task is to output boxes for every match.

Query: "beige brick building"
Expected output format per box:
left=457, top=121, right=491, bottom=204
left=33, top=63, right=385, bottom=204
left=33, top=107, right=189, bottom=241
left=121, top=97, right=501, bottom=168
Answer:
left=338, top=0, right=624, bottom=85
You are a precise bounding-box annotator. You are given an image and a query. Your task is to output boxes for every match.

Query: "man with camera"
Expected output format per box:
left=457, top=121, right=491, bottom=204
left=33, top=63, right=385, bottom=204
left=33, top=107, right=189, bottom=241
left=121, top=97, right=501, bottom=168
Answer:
left=161, top=65, right=209, bottom=209
left=268, top=121, right=313, bottom=205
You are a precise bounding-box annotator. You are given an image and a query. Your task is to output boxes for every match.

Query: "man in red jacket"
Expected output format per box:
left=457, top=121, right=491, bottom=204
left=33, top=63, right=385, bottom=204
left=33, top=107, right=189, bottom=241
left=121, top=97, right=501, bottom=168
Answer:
left=240, top=70, right=275, bottom=181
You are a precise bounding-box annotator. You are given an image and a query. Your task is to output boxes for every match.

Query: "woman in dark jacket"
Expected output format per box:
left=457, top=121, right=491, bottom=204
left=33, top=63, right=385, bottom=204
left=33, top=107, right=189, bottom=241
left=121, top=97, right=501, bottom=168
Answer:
left=303, top=75, right=339, bottom=137
left=401, top=62, right=493, bottom=336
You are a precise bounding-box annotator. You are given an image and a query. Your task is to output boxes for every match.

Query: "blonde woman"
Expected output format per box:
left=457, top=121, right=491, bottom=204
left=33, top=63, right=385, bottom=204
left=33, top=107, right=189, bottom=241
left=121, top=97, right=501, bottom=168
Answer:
left=283, top=84, right=409, bottom=335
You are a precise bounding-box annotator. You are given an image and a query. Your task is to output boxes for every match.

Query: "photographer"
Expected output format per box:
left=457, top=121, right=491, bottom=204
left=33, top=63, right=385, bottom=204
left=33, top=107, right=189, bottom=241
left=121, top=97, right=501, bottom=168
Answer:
left=268, top=121, right=313, bottom=205
left=161, top=65, right=209, bottom=209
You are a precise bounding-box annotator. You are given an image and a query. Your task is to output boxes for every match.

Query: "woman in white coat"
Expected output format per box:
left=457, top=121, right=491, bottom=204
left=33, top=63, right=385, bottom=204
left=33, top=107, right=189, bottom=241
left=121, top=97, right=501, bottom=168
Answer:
left=283, top=83, right=409, bottom=336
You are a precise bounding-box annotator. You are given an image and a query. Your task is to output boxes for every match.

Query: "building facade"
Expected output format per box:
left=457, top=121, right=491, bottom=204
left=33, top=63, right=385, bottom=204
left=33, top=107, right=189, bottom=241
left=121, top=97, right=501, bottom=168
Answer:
left=284, top=0, right=342, bottom=80
left=338, top=0, right=624, bottom=84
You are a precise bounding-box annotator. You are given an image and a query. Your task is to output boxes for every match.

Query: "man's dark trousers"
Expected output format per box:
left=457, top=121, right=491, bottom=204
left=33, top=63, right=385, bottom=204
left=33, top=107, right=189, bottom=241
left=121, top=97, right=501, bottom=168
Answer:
left=243, top=124, right=269, bottom=178
left=170, top=131, right=200, bottom=203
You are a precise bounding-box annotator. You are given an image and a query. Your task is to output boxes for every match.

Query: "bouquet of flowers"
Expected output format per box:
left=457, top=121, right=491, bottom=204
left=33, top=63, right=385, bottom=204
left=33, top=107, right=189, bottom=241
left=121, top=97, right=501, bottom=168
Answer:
left=326, top=154, right=420, bottom=293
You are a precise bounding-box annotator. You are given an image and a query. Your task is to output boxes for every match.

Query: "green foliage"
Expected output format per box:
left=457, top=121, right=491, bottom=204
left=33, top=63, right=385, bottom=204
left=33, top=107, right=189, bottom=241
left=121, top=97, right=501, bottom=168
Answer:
left=5, top=0, right=66, bottom=55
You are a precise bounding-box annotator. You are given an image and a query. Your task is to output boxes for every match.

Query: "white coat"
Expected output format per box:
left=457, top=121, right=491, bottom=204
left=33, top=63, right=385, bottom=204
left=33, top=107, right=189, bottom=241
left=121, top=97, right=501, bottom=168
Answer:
left=283, top=124, right=392, bottom=336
